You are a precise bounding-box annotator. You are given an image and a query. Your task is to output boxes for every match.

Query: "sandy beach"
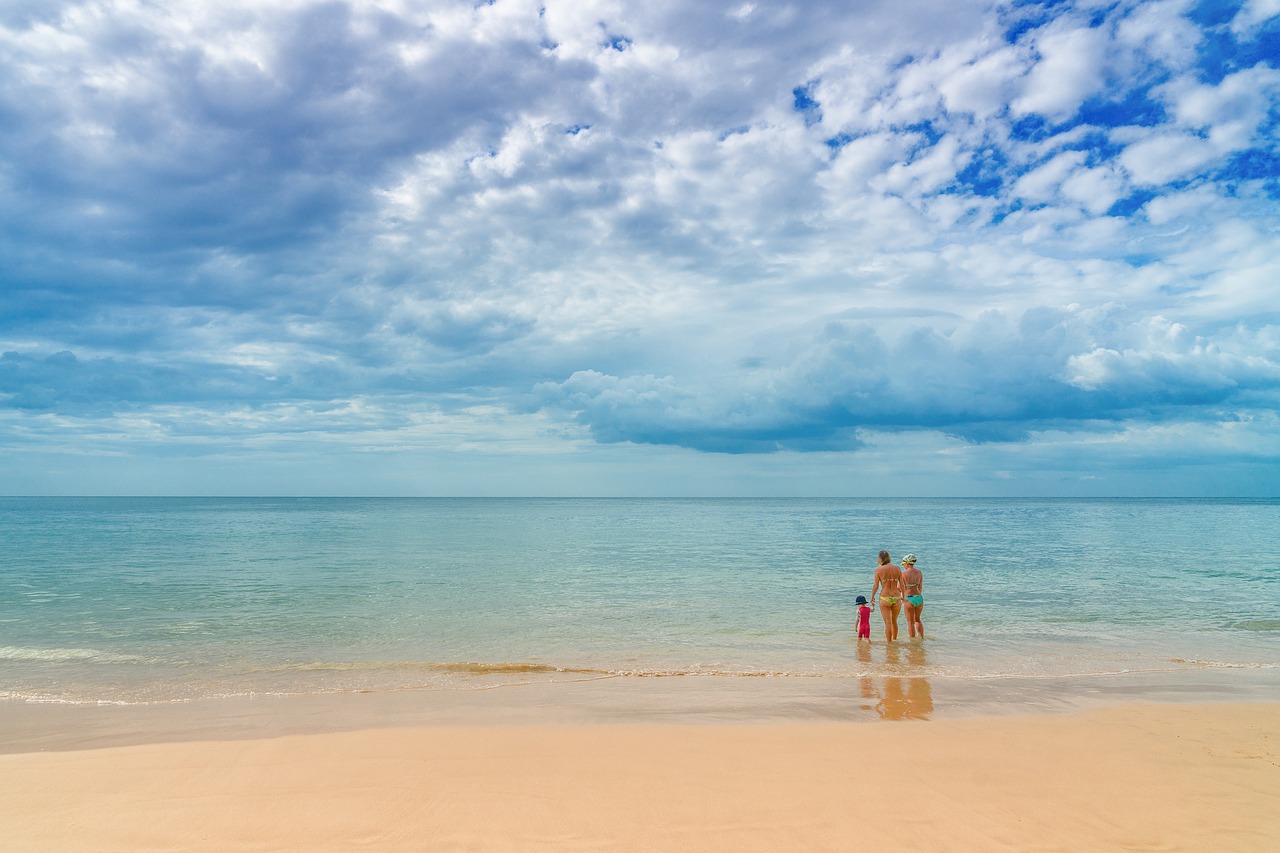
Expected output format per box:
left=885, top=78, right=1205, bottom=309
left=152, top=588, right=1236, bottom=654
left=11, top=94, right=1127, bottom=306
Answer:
left=2, top=699, right=1277, bottom=852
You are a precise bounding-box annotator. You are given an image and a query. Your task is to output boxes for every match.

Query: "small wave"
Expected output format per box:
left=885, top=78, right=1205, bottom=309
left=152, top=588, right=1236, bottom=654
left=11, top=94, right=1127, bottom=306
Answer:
left=1167, top=658, right=1280, bottom=670
left=428, top=662, right=605, bottom=676
left=957, top=667, right=1179, bottom=680
left=0, top=645, right=145, bottom=664
left=256, top=660, right=612, bottom=676
left=1234, top=620, right=1280, bottom=632
left=0, top=692, right=135, bottom=706
left=7, top=659, right=1277, bottom=706
left=233, top=658, right=1280, bottom=682
left=250, top=659, right=828, bottom=680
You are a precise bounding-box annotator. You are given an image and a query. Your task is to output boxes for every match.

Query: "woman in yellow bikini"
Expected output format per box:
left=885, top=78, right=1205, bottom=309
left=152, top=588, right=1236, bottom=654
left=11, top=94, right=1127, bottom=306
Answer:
left=871, top=550, right=904, bottom=641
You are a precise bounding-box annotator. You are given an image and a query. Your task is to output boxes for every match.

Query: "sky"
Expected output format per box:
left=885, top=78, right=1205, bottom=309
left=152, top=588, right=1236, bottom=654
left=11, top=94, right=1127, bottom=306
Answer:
left=1, top=0, right=1279, bottom=497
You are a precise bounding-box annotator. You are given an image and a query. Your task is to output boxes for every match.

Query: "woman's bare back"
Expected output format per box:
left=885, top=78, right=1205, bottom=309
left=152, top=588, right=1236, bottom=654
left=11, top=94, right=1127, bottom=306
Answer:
left=876, top=564, right=904, bottom=597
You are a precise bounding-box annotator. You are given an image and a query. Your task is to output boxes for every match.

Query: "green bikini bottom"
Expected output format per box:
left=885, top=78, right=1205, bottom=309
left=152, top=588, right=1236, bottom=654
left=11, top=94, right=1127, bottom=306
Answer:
left=905, top=595, right=924, bottom=608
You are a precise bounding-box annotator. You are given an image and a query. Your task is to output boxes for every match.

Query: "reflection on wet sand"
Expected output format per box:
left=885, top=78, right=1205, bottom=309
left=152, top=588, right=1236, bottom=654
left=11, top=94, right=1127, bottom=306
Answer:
left=858, top=640, right=934, bottom=720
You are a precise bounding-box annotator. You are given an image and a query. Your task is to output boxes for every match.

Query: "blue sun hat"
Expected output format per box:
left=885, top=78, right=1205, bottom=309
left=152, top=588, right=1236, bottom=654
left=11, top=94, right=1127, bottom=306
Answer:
left=855, top=595, right=868, bottom=605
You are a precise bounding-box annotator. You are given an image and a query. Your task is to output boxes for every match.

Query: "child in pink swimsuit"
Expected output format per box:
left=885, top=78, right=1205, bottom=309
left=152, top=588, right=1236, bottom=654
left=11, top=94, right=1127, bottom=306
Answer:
left=855, top=595, right=872, bottom=640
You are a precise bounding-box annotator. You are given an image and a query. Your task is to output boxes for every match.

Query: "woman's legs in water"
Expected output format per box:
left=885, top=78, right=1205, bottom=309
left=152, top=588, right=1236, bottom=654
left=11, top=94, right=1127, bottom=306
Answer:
left=880, top=600, right=901, bottom=641
left=905, top=602, right=924, bottom=638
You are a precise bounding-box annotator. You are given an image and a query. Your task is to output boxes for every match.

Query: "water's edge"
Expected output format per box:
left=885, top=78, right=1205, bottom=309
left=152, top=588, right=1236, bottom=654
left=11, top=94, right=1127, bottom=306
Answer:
left=5, top=667, right=1278, bottom=754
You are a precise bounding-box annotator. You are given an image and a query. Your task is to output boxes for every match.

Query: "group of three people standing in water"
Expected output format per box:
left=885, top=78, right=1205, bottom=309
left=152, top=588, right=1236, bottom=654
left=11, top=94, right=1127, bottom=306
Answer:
left=866, top=550, right=924, bottom=641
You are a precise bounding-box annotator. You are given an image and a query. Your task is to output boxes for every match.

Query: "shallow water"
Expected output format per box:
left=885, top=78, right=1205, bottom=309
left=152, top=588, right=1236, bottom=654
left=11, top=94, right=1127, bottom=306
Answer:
left=1, top=497, right=1277, bottom=704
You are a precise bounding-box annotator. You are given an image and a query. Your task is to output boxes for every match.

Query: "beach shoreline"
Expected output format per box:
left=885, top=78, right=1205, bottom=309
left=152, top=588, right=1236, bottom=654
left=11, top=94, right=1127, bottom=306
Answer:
left=4, top=665, right=1278, bottom=754
left=1, top=697, right=1276, bottom=852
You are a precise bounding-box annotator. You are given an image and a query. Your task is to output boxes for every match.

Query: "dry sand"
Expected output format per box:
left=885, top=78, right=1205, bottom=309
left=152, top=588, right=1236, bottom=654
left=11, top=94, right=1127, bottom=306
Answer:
left=2, top=701, right=1277, bottom=851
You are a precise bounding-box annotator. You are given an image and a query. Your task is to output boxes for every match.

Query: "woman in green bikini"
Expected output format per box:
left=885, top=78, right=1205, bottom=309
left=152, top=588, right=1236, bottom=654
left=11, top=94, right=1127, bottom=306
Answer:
left=871, top=550, right=904, bottom=641
left=902, top=554, right=924, bottom=639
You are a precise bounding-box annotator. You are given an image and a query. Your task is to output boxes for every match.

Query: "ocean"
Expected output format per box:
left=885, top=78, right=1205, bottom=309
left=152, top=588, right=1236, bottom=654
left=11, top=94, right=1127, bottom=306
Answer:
left=2, top=497, right=1278, bottom=707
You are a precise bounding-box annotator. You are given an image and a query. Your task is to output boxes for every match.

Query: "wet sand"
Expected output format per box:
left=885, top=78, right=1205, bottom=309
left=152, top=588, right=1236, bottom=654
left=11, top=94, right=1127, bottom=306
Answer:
left=4, top=664, right=1278, bottom=753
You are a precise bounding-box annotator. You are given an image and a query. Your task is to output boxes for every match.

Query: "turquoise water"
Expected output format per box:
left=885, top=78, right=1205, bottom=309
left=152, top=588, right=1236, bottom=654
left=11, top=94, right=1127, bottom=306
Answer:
left=1, top=497, right=1278, bottom=704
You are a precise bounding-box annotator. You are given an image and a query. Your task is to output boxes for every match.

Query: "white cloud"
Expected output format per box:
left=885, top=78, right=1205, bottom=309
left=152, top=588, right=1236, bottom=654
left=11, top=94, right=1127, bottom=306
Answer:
left=1061, top=165, right=1125, bottom=215
left=937, top=43, right=1027, bottom=118
left=1142, top=184, right=1219, bottom=224
left=1062, top=315, right=1280, bottom=394
left=1114, top=0, right=1201, bottom=69
left=1013, top=151, right=1087, bottom=203
left=1119, top=132, right=1220, bottom=185
left=1012, top=24, right=1109, bottom=120
left=1164, top=66, right=1280, bottom=150
left=1231, top=0, right=1280, bottom=36
left=873, top=134, right=967, bottom=196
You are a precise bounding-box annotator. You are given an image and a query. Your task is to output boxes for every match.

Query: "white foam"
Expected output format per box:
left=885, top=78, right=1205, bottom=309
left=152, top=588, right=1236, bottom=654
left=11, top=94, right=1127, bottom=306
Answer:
left=0, top=645, right=145, bottom=664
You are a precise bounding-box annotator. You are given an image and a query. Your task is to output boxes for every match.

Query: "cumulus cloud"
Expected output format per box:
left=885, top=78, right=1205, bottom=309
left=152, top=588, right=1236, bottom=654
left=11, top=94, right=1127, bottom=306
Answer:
left=1012, top=23, right=1109, bottom=121
left=1119, top=132, right=1222, bottom=186
left=1231, top=0, right=1280, bottom=36
left=536, top=310, right=1280, bottom=452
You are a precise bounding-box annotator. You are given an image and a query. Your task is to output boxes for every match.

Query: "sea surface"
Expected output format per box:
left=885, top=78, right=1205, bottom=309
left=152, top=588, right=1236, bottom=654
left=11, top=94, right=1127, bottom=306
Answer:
left=2, top=497, right=1278, bottom=706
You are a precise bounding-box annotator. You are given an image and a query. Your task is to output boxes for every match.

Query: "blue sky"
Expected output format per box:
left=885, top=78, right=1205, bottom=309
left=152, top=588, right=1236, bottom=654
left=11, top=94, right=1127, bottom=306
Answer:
left=2, top=0, right=1278, bottom=496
